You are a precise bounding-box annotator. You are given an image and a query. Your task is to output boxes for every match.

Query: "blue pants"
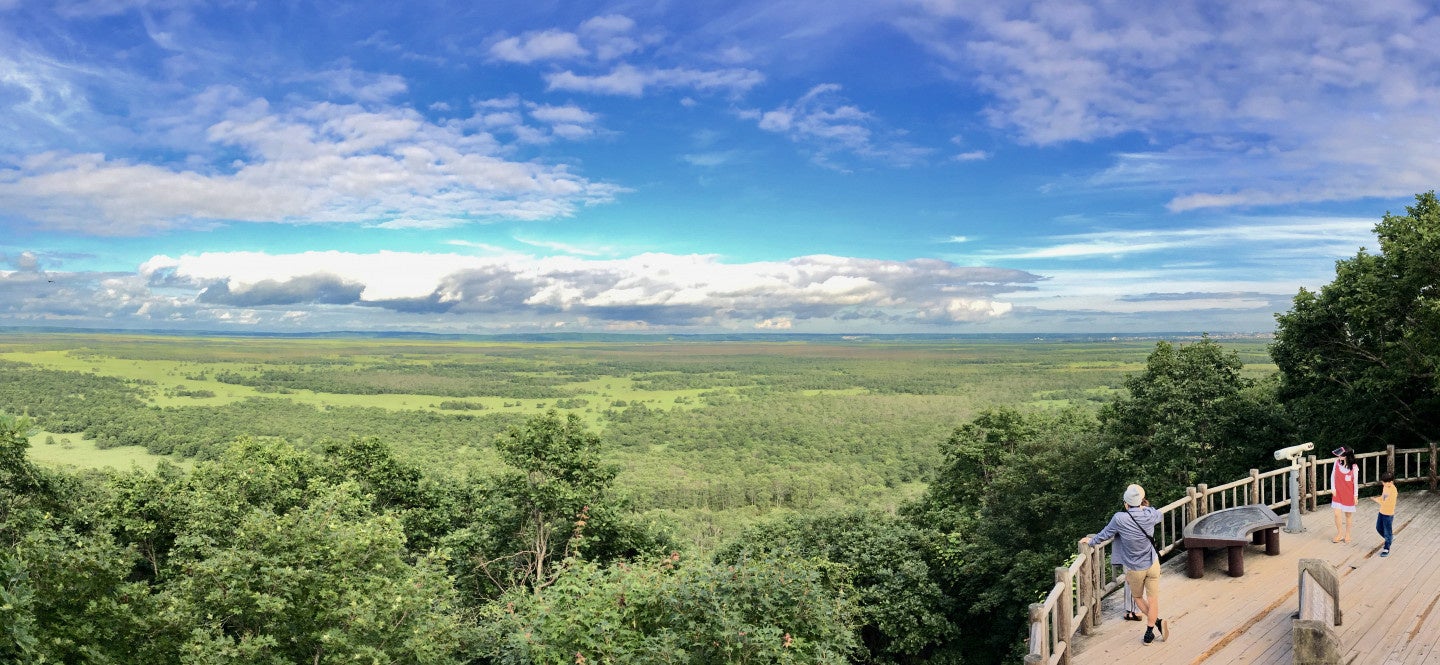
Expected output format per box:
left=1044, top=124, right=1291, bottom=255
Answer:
left=1376, top=513, right=1394, bottom=550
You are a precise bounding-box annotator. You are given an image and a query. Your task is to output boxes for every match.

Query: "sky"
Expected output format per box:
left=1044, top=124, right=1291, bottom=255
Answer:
left=1, top=0, right=1437, bottom=335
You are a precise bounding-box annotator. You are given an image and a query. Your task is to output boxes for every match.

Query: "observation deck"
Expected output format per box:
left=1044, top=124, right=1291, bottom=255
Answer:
left=1028, top=445, right=1440, bottom=664
left=1074, top=491, right=1440, bottom=663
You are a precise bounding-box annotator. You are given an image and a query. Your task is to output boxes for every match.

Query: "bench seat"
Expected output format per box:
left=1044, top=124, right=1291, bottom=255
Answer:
left=1181, top=504, right=1285, bottom=578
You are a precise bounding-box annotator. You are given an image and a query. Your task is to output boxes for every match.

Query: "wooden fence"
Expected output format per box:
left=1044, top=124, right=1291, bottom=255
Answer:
left=1025, top=443, right=1439, bottom=665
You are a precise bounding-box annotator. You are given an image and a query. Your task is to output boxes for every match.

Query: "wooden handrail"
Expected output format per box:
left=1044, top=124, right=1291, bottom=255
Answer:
left=1026, top=446, right=1435, bottom=662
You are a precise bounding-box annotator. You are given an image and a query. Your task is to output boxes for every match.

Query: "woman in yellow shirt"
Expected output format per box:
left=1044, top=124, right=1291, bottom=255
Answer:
left=1372, top=472, right=1397, bottom=557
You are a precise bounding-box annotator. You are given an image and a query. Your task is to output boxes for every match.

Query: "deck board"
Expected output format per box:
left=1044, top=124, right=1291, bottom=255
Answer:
left=1070, top=490, right=1440, bottom=664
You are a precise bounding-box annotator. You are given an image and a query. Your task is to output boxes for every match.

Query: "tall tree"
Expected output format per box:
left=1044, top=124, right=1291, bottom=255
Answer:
left=459, top=411, right=636, bottom=598
left=1098, top=336, right=1291, bottom=497
left=716, top=509, right=955, bottom=664
left=1272, top=191, right=1440, bottom=450
left=478, top=553, right=859, bottom=665
left=904, top=407, right=1118, bottom=664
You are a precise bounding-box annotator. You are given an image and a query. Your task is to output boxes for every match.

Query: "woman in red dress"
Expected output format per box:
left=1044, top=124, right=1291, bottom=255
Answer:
left=1331, top=446, right=1359, bottom=543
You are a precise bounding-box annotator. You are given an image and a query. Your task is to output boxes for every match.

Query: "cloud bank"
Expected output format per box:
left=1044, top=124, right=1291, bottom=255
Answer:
left=115, top=251, right=1036, bottom=331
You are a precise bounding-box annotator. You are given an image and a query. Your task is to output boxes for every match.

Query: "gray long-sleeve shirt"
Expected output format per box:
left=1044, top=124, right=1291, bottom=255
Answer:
left=1088, top=506, right=1162, bottom=571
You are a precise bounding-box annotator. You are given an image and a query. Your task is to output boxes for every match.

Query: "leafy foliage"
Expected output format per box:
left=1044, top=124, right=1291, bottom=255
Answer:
left=716, top=510, right=954, bottom=663
left=904, top=407, right=1120, bottom=664
left=1272, top=191, right=1440, bottom=451
left=1098, top=336, right=1292, bottom=498
left=1, top=334, right=1315, bottom=663
left=478, top=553, right=858, bottom=664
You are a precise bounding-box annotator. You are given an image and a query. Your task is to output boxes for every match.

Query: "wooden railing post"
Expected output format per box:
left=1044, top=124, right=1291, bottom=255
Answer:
left=1027, top=603, right=1048, bottom=664
left=1250, top=468, right=1261, bottom=504
left=1077, top=542, right=1095, bottom=634
left=1196, top=483, right=1209, bottom=516
left=1430, top=442, right=1438, bottom=491
left=1186, top=486, right=1198, bottom=524
left=1298, top=456, right=1310, bottom=513
left=1307, top=455, right=1318, bottom=512
left=1055, top=567, right=1073, bottom=665
left=1089, top=546, right=1104, bottom=629
left=1386, top=444, right=1396, bottom=479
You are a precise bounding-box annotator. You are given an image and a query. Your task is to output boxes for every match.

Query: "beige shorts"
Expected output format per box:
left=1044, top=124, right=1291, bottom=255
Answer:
left=1125, top=560, right=1161, bottom=600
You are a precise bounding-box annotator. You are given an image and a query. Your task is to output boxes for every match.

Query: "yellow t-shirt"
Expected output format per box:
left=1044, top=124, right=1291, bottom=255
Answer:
left=1376, top=482, right=1397, bottom=516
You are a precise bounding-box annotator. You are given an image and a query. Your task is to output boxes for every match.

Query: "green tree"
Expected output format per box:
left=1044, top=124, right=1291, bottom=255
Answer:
left=1098, top=336, right=1291, bottom=498
left=716, top=509, right=954, bottom=664
left=478, top=553, right=858, bottom=664
left=1272, top=191, right=1440, bottom=451
left=1, top=416, right=153, bottom=664
left=151, top=482, right=469, bottom=664
left=904, top=407, right=1118, bottom=664
left=463, top=411, right=616, bottom=598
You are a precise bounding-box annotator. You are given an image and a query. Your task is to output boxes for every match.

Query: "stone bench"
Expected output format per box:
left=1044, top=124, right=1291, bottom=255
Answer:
left=1182, top=504, right=1285, bottom=578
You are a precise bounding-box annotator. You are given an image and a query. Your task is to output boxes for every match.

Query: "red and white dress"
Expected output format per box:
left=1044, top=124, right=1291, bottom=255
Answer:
left=1331, top=461, right=1359, bottom=512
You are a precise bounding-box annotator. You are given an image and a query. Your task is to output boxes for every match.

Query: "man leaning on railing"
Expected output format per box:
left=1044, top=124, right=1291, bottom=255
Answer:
left=1079, top=484, right=1171, bottom=646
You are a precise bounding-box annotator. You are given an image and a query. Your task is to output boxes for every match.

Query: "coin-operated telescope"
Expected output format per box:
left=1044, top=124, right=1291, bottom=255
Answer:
left=1273, top=442, right=1314, bottom=461
left=1273, top=442, right=1315, bottom=533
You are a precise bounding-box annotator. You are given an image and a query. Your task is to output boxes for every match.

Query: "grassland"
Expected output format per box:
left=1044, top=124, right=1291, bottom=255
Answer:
left=25, top=430, right=191, bottom=471
left=0, top=331, right=1275, bottom=546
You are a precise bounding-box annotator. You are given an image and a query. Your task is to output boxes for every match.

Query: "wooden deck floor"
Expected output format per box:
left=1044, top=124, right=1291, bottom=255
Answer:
left=1072, top=490, right=1440, bottom=664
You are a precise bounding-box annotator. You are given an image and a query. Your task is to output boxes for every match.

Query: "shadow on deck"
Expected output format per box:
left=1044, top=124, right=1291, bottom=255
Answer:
left=1072, top=491, right=1440, bottom=664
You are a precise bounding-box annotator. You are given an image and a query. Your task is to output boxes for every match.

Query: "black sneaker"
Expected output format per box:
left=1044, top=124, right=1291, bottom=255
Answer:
left=1143, top=628, right=1155, bottom=645
left=1156, top=618, right=1168, bottom=642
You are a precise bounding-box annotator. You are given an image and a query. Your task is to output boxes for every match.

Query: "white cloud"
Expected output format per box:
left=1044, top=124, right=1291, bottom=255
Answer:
left=307, top=68, right=407, bottom=103
left=578, top=14, right=643, bottom=61
left=745, top=84, right=930, bottom=168
left=580, top=15, right=636, bottom=34
left=0, top=97, right=625, bottom=234
left=545, top=64, right=763, bottom=97
left=682, top=151, right=740, bottom=167
left=120, top=250, right=1040, bottom=331
left=527, top=103, right=598, bottom=125
left=513, top=237, right=608, bottom=257
left=486, top=14, right=654, bottom=67
left=488, top=29, right=587, bottom=64
left=972, top=217, right=1377, bottom=262
left=444, top=239, right=508, bottom=253
left=904, top=0, right=1440, bottom=209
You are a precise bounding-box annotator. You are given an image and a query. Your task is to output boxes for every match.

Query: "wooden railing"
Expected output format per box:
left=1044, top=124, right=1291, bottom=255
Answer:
left=1024, top=442, right=1439, bottom=665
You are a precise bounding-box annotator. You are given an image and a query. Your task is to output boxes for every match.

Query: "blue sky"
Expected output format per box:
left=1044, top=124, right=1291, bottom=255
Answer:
left=1, top=0, right=1434, bottom=334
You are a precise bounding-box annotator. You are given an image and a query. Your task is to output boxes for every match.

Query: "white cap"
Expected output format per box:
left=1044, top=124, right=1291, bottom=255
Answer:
left=1124, top=484, right=1146, bottom=507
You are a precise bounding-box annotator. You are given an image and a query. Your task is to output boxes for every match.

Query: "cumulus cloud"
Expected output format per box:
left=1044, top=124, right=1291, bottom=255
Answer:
left=120, top=250, right=1042, bottom=330
left=4, top=251, right=40, bottom=272
left=0, top=97, right=624, bottom=234
left=198, top=273, right=366, bottom=307
left=579, top=14, right=643, bottom=61
left=485, top=14, right=759, bottom=99
left=488, top=15, right=654, bottom=65
left=488, top=29, right=587, bottom=64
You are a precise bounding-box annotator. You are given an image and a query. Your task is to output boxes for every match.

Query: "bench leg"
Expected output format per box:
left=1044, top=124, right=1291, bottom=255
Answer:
left=1187, top=548, right=1205, bottom=579
left=1265, top=528, right=1280, bottom=555
left=1252, top=531, right=1265, bottom=545
left=1227, top=546, right=1244, bottom=577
